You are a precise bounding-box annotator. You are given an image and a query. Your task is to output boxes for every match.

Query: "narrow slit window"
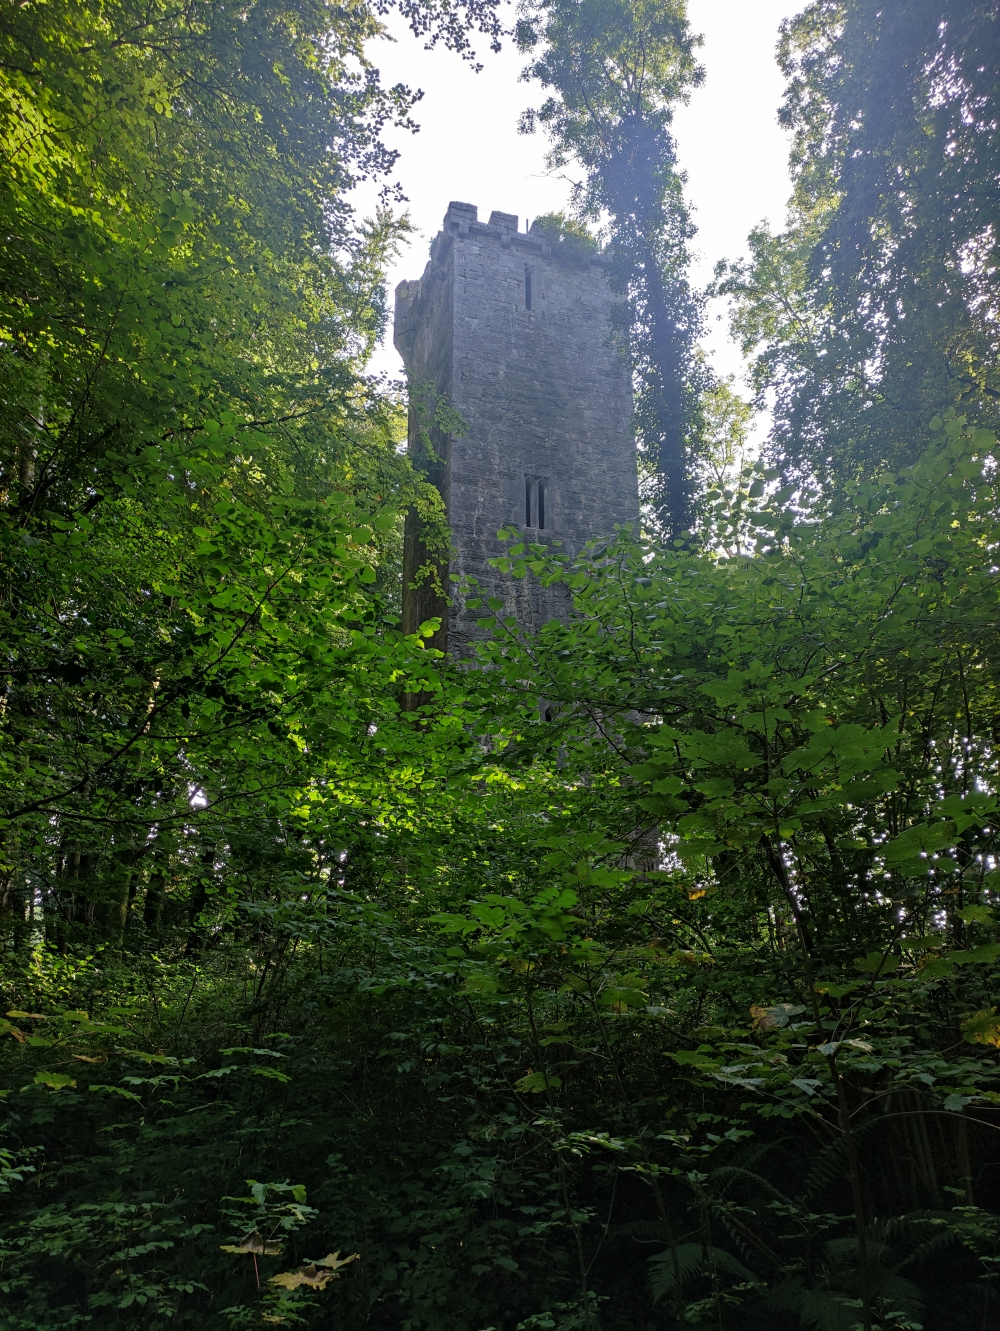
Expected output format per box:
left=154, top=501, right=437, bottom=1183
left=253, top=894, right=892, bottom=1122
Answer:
left=525, top=266, right=533, bottom=310
left=537, top=480, right=546, bottom=530
left=525, top=476, right=533, bottom=526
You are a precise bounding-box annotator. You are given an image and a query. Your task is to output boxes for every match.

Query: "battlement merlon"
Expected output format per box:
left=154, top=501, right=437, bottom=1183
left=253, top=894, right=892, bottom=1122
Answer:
left=392, top=278, right=420, bottom=367
left=393, top=202, right=616, bottom=367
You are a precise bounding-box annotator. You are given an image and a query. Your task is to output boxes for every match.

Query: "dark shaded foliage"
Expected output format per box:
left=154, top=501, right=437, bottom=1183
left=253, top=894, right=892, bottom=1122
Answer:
left=719, top=0, right=1000, bottom=481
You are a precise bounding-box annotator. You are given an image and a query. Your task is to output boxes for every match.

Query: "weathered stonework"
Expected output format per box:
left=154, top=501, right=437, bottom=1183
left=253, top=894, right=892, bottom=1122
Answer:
left=394, top=201, right=637, bottom=656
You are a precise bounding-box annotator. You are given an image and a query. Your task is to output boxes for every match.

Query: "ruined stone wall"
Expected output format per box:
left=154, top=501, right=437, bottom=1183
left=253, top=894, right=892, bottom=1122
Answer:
left=394, top=201, right=637, bottom=656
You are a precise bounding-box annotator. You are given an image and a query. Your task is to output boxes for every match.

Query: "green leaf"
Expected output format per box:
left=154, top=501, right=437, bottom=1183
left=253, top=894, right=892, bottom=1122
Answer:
left=956, top=905, right=992, bottom=925
left=883, top=821, right=957, bottom=864
left=32, top=1071, right=77, bottom=1090
left=852, top=952, right=900, bottom=975
left=514, top=1070, right=562, bottom=1094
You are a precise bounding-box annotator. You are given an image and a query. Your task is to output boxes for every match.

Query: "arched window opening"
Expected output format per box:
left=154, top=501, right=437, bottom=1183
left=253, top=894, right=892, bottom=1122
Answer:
left=525, top=266, right=533, bottom=310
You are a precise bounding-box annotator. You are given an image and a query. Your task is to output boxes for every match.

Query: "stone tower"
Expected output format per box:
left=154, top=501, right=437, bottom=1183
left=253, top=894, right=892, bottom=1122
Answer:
left=393, top=201, right=637, bottom=656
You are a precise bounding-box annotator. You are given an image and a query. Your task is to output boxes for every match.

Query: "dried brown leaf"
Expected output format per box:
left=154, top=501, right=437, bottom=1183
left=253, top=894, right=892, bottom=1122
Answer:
left=269, top=1266, right=335, bottom=1291
left=220, top=1230, right=283, bottom=1256
left=313, top=1251, right=359, bottom=1271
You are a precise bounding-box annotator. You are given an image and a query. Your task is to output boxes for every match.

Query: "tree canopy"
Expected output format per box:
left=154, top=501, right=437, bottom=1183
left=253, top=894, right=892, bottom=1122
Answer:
left=2, top=3, right=1000, bottom=1331
left=717, top=0, right=1000, bottom=482
left=517, top=0, right=708, bottom=535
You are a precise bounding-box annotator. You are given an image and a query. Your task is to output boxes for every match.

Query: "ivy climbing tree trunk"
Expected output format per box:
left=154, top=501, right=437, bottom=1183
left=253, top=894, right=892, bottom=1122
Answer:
left=517, top=0, right=709, bottom=536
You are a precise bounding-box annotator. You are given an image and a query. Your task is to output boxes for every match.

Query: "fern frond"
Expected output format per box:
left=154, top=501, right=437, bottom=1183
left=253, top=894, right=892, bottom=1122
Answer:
left=648, top=1243, right=754, bottom=1301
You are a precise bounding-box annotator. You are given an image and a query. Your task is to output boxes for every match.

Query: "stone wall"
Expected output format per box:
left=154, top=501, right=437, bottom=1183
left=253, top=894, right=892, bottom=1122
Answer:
left=394, top=201, right=637, bottom=656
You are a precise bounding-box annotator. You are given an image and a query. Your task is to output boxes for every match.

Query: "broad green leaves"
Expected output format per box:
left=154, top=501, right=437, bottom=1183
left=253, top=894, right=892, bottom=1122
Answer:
left=2, top=4, right=1000, bottom=1324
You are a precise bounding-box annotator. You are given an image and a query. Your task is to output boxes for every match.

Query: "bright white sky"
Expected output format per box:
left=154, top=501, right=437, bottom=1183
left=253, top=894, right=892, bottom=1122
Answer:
left=358, top=0, right=803, bottom=384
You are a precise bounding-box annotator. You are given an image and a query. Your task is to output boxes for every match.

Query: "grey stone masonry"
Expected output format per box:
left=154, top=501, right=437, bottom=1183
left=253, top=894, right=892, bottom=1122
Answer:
left=394, top=201, right=637, bottom=657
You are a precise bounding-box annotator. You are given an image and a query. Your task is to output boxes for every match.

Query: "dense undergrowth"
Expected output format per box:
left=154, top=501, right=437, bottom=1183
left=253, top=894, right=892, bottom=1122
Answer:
left=5, top=420, right=1000, bottom=1329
